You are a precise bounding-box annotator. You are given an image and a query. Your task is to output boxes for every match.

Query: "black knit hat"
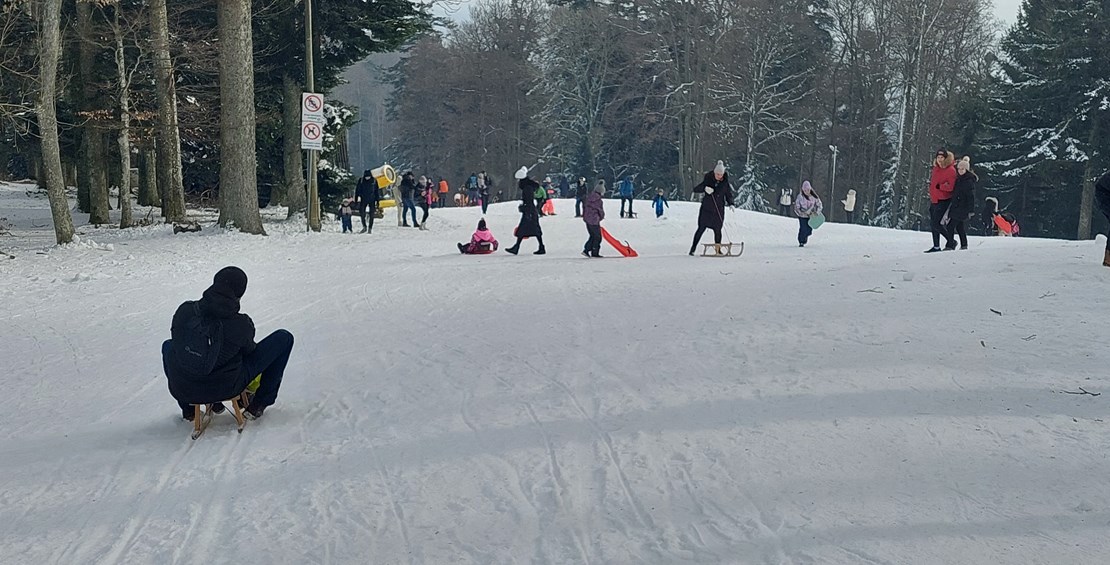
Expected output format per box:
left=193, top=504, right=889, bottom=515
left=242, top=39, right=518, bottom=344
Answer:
left=478, top=218, right=487, bottom=230
left=213, top=266, right=248, bottom=298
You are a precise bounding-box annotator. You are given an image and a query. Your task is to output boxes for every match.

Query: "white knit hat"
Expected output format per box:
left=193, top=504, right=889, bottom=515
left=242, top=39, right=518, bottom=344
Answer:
left=714, top=160, right=726, bottom=175
left=514, top=166, right=528, bottom=180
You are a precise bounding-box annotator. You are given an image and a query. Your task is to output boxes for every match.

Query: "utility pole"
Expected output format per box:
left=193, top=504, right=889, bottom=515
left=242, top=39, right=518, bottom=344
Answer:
left=305, top=0, right=321, bottom=232
left=828, top=145, right=838, bottom=222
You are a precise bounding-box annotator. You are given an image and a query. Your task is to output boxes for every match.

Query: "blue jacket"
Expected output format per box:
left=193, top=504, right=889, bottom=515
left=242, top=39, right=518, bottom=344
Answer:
left=619, top=178, right=634, bottom=197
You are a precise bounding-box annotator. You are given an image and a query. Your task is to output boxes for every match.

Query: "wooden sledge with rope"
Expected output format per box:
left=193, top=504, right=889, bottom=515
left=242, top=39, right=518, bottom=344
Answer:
left=190, top=390, right=251, bottom=440
left=701, top=242, right=744, bottom=257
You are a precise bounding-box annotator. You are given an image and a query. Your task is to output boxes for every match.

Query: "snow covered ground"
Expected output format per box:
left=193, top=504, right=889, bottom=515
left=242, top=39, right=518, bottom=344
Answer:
left=2, top=181, right=1110, bottom=564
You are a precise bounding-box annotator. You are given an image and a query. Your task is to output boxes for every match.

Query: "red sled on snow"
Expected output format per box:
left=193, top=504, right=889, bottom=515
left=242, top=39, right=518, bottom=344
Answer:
left=601, top=227, right=638, bottom=257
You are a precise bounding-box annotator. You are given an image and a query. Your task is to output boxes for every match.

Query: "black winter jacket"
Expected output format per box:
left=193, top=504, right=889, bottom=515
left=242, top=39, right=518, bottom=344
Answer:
left=516, top=178, right=543, bottom=238
left=356, top=175, right=379, bottom=202
left=949, top=171, right=977, bottom=221
left=1096, top=172, right=1110, bottom=219
left=167, top=285, right=257, bottom=404
left=693, top=172, right=734, bottom=230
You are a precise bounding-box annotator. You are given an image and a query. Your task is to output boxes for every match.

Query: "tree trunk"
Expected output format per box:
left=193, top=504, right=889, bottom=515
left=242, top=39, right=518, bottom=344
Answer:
left=113, top=5, right=133, bottom=229
left=1077, top=113, right=1101, bottom=239
left=35, top=0, right=75, bottom=244
left=138, top=147, right=159, bottom=206
left=216, top=0, right=264, bottom=234
left=77, top=2, right=112, bottom=224
left=282, top=72, right=306, bottom=217
left=150, top=0, right=187, bottom=223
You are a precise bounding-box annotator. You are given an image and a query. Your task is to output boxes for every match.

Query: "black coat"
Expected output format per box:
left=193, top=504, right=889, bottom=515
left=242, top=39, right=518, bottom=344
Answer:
left=516, top=178, right=543, bottom=237
left=1096, top=172, right=1110, bottom=220
left=949, top=172, right=977, bottom=220
left=167, top=286, right=256, bottom=404
left=575, top=181, right=588, bottom=199
left=692, top=172, right=734, bottom=230
left=355, top=176, right=379, bottom=203
left=400, top=176, right=417, bottom=200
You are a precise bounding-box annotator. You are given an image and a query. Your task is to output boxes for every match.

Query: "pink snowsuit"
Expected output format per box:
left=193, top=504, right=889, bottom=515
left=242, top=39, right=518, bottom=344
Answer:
left=464, top=228, right=498, bottom=254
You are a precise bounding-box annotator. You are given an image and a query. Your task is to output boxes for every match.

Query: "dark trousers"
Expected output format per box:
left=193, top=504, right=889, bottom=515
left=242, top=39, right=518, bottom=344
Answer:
left=341, top=215, right=353, bottom=232
left=930, top=201, right=956, bottom=249
left=798, top=217, right=813, bottom=244
left=950, top=219, right=968, bottom=248
left=620, top=197, right=633, bottom=217
left=845, top=210, right=855, bottom=224
left=358, top=201, right=375, bottom=230
left=161, top=330, right=293, bottom=411
left=420, top=202, right=429, bottom=224
left=575, top=198, right=583, bottom=217
left=402, top=198, right=418, bottom=225
left=511, top=235, right=544, bottom=251
left=689, top=226, right=722, bottom=254
left=536, top=197, right=546, bottom=214
left=585, top=223, right=602, bottom=255
left=779, top=204, right=791, bottom=217
left=481, top=196, right=489, bottom=214
left=438, top=194, right=447, bottom=208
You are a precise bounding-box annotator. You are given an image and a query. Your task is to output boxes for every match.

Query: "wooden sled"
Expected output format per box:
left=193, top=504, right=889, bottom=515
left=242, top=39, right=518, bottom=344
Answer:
left=191, top=390, right=251, bottom=440
left=701, top=242, right=744, bottom=257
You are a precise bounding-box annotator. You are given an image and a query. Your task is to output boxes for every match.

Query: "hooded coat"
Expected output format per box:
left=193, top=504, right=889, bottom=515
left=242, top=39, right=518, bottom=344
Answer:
left=692, top=171, right=734, bottom=230
left=949, top=170, right=977, bottom=220
left=1096, top=172, right=1110, bottom=221
left=929, top=152, right=957, bottom=204
left=516, top=177, right=543, bottom=238
left=355, top=171, right=378, bottom=202
left=166, top=281, right=257, bottom=404
left=583, top=190, right=605, bottom=225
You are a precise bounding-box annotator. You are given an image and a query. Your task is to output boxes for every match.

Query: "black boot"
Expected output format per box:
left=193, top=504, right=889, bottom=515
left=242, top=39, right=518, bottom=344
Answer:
left=505, top=246, right=519, bottom=255
left=534, top=246, right=546, bottom=255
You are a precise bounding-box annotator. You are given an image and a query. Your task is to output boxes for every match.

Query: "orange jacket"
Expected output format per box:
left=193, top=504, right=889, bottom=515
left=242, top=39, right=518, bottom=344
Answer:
left=438, top=180, right=449, bottom=193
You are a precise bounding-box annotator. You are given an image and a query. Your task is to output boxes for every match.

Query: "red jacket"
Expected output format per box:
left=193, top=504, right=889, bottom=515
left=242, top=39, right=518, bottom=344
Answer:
left=929, top=152, right=956, bottom=204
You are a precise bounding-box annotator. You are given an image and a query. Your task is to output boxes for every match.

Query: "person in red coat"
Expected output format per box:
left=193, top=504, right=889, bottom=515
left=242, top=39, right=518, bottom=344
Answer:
left=925, top=148, right=958, bottom=253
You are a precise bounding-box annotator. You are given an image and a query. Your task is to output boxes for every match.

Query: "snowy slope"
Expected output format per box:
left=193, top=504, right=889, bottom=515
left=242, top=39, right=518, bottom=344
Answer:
left=2, top=183, right=1110, bottom=565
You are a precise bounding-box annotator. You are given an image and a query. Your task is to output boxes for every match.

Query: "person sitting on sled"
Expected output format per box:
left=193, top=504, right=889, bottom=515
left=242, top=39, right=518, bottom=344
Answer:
left=161, top=266, right=294, bottom=422
left=458, top=218, right=499, bottom=254
left=652, top=188, right=669, bottom=218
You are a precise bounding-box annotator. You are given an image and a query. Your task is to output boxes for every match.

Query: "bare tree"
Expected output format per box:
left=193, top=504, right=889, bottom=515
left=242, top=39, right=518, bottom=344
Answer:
left=76, top=1, right=112, bottom=224
left=216, top=0, right=264, bottom=234
left=150, top=0, right=186, bottom=223
left=33, top=0, right=75, bottom=244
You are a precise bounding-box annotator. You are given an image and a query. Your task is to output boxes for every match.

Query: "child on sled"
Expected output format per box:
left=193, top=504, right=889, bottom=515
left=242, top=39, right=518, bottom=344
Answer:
left=458, top=218, right=499, bottom=254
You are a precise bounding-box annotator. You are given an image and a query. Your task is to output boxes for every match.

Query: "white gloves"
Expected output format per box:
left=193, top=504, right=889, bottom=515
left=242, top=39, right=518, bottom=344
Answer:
left=704, top=186, right=714, bottom=195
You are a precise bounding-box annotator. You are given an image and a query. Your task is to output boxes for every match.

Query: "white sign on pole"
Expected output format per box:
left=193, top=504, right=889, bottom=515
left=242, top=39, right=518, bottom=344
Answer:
left=300, top=92, right=325, bottom=150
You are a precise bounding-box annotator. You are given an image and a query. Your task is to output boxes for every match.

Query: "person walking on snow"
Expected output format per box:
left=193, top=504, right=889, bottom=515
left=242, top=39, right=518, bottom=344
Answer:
left=479, top=171, right=493, bottom=214
left=467, top=173, right=480, bottom=207
left=652, top=188, right=669, bottom=218
left=506, top=166, right=546, bottom=255
left=537, top=177, right=552, bottom=216
left=1095, top=171, right=1110, bottom=267
left=778, top=187, right=793, bottom=217
left=925, top=148, right=957, bottom=252
left=458, top=218, right=499, bottom=254
left=946, top=156, right=976, bottom=250
left=400, top=171, right=420, bottom=228
left=355, top=169, right=379, bottom=233
left=418, top=175, right=434, bottom=229
left=842, top=189, right=857, bottom=224
left=619, top=176, right=635, bottom=217
left=438, top=178, right=449, bottom=208
left=339, top=198, right=354, bottom=233
left=161, top=266, right=294, bottom=421
left=689, top=160, right=734, bottom=256
left=583, top=181, right=606, bottom=257
left=559, top=175, right=571, bottom=198
left=793, top=181, right=823, bottom=247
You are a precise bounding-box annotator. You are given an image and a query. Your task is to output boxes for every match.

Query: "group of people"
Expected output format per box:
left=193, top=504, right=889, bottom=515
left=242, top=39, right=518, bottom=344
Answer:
left=925, top=149, right=979, bottom=252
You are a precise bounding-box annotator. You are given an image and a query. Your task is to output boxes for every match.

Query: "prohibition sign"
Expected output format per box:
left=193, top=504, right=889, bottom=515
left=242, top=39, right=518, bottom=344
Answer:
left=303, top=122, right=322, bottom=140
left=303, top=94, right=323, bottom=114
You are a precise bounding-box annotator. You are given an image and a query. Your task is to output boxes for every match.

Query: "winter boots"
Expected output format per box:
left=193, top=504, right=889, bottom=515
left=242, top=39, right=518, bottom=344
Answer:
left=534, top=246, right=546, bottom=255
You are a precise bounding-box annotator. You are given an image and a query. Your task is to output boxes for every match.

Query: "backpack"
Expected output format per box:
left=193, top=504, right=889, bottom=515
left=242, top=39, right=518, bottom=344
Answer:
left=173, top=302, right=223, bottom=375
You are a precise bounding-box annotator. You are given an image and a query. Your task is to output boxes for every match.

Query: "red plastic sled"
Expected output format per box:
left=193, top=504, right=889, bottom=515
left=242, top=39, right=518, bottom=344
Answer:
left=601, top=227, right=638, bottom=257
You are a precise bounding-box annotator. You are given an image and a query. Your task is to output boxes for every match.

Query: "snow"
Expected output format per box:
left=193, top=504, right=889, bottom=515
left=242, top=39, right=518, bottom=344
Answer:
left=2, top=181, right=1110, bottom=564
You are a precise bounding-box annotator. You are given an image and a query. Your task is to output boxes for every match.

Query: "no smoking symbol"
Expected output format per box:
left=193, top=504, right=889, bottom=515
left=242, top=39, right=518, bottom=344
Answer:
left=304, top=95, right=322, bottom=113
left=303, top=123, right=322, bottom=140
